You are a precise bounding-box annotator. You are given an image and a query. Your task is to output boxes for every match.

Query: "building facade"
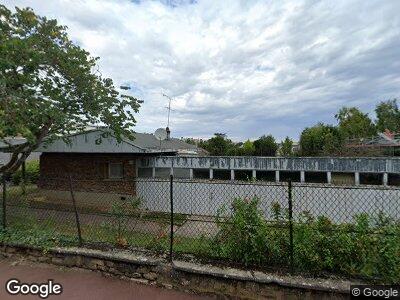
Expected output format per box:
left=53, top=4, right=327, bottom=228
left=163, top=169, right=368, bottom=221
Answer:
left=137, top=156, right=400, bottom=186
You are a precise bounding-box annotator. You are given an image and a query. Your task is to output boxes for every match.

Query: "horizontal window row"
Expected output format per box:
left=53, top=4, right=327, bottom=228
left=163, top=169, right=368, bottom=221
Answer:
left=137, top=168, right=400, bottom=186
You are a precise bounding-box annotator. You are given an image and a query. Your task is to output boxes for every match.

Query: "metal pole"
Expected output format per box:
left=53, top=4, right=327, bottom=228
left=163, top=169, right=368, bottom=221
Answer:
left=288, top=179, right=294, bottom=272
left=2, top=175, right=6, bottom=230
left=169, top=174, right=174, bottom=262
left=68, top=174, right=83, bottom=246
left=21, top=161, right=26, bottom=195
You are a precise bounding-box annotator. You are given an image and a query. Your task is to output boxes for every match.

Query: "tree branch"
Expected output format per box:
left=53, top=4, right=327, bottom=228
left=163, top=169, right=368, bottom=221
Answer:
left=0, top=118, right=53, bottom=175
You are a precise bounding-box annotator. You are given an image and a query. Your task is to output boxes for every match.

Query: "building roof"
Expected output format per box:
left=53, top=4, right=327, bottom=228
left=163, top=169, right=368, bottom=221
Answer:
left=33, top=128, right=204, bottom=155
left=130, top=132, right=199, bottom=152
left=347, top=130, right=400, bottom=148
left=0, top=152, right=40, bottom=166
left=0, top=137, right=27, bottom=149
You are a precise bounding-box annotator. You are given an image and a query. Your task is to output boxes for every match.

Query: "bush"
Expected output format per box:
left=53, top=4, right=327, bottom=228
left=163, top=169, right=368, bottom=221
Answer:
left=213, top=197, right=269, bottom=266
left=11, top=160, right=39, bottom=185
left=215, top=199, right=400, bottom=283
left=292, top=212, right=400, bottom=283
left=108, top=197, right=142, bottom=247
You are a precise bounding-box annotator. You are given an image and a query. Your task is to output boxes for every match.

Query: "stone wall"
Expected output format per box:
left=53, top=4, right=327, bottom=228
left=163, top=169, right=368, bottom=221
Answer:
left=38, top=153, right=138, bottom=195
left=0, top=244, right=349, bottom=299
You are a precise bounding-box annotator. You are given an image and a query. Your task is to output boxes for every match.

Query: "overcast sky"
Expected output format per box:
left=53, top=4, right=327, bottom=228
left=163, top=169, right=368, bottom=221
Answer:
left=3, top=0, right=400, bottom=141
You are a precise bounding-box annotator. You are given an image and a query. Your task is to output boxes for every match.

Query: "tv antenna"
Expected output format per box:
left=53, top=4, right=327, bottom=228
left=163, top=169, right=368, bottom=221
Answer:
left=162, top=93, right=175, bottom=128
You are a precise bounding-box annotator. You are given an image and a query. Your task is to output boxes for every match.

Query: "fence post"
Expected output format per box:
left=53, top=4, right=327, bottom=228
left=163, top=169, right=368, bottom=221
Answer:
left=169, top=174, right=174, bottom=262
left=21, top=161, right=26, bottom=195
left=288, top=179, right=294, bottom=273
left=68, top=175, right=83, bottom=246
left=2, top=175, right=6, bottom=230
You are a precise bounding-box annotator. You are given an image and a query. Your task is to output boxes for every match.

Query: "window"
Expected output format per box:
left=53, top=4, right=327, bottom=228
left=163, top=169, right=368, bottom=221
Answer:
left=173, top=168, right=191, bottom=179
left=109, top=162, right=123, bottom=179
left=155, top=168, right=170, bottom=178
left=138, top=168, right=152, bottom=178
left=193, top=169, right=209, bottom=179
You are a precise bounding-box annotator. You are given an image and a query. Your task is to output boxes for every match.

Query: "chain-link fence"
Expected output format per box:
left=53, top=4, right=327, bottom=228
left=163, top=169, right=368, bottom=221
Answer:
left=1, top=175, right=400, bottom=282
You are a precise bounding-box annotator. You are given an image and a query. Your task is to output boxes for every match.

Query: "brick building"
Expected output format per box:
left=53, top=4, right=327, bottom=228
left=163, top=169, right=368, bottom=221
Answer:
left=34, top=128, right=203, bottom=209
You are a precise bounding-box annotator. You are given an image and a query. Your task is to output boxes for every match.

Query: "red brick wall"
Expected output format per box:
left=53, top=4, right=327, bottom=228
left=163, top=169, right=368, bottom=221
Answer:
left=38, top=153, right=138, bottom=195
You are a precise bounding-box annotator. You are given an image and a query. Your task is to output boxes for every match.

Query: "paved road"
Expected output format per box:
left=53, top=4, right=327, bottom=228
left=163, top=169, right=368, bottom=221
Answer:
left=0, top=258, right=211, bottom=300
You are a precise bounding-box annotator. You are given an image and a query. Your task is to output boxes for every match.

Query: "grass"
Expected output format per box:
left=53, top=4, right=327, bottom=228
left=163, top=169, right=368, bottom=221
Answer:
left=1, top=214, right=78, bottom=249
left=3, top=185, right=400, bottom=284
left=3, top=184, right=187, bottom=226
left=0, top=207, right=210, bottom=256
left=2, top=205, right=400, bottom=284
left=5, top=184, right=39, bottom=199
left=80, top=219, right=214, bottom=255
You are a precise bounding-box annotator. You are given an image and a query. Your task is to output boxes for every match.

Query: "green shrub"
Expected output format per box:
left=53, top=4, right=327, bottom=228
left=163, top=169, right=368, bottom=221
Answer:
left=293, top=215, right=355, bottom=274
left=290, top=210, right=400, bottom=283
left=215, top=199, right=400, bottom=283
left=11, top=160, right=40, bottom=185
left=109, top=197, right=142, bottom=247
left=213, top=197, right=269, bottom=266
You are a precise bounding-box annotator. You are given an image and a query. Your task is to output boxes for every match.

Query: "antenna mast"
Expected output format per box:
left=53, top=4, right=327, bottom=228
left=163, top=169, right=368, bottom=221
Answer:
left=162, top=93, right=173, bottom=128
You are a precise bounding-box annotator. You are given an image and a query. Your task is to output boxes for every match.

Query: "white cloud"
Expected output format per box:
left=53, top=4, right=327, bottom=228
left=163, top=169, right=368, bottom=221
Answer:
left=3, top=0, right=400, bottom=140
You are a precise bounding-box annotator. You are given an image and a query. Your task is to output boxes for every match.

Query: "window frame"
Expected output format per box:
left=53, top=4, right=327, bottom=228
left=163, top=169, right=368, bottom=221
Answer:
left=108, top=162, right=124, bottom=179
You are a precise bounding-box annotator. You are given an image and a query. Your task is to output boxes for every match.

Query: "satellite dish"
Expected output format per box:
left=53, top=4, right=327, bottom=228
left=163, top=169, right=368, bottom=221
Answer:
left=154, top=128, right=167, bottom=141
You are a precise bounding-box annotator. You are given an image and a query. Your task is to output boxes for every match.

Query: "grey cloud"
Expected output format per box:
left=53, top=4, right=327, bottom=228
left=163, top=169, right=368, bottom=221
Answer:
left=2, top=0, right=400, bottom=141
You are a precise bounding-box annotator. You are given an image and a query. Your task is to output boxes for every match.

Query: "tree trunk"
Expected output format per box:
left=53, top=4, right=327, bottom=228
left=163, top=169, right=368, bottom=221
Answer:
left=0, top=119, right=52, bottom=175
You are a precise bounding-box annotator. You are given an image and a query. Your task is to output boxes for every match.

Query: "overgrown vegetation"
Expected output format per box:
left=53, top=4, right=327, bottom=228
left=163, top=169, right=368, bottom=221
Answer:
left=1, top=194, right=399, bottom=283
left=0, top=214, right=77, bottom=250
left=214, top=197, right=400, bottom=283
left=214, top=197, right=270, bottom=266
left=0, top=207, right=207, bottom=256
left=108, top=197, right=142, bottom=247
left=11, top=160, right=40, bottom=185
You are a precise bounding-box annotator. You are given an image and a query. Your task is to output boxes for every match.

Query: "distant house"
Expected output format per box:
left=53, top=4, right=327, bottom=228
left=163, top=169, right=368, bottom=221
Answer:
left=346, top=130, right=400, bottom=156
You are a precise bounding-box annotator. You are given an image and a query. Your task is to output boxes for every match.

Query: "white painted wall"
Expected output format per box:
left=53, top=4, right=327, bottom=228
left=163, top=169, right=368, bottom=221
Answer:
left=137, top=180, right=400, bottom=223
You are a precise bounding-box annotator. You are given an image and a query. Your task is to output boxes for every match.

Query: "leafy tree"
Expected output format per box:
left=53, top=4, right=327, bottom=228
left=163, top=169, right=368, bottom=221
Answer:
left=253, top=135, right=278, bottom=156
left=241, top=139, right=255, bottom=156
left=0, top=5, right=141, bottom=175
left=203, top=133, right=235, bottom=156
left=182, top=138, right=197, bottom=145
left=299, top=123, right=344, bottom=156
left=375, top=99, right=400, bottom=132
left=279, top=136, right=293, bottom=156
left=335, top=107, right=376, bottom=139
left=225, top=143, right=241, bottom=156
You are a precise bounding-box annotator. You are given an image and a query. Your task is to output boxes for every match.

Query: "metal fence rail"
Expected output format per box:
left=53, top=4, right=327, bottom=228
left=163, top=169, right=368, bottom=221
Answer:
left=1, top=175, right=399, bottom=282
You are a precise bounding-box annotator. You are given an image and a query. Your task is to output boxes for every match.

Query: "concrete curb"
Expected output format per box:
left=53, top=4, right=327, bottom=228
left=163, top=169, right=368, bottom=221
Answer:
left=173, top=260, right=353, bottom=294
left=51, top=247, right=162, bottom=266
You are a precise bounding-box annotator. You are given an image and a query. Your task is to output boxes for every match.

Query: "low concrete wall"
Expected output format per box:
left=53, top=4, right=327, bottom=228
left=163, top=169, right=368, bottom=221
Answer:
left=0, top=244, right=350, bottom=299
